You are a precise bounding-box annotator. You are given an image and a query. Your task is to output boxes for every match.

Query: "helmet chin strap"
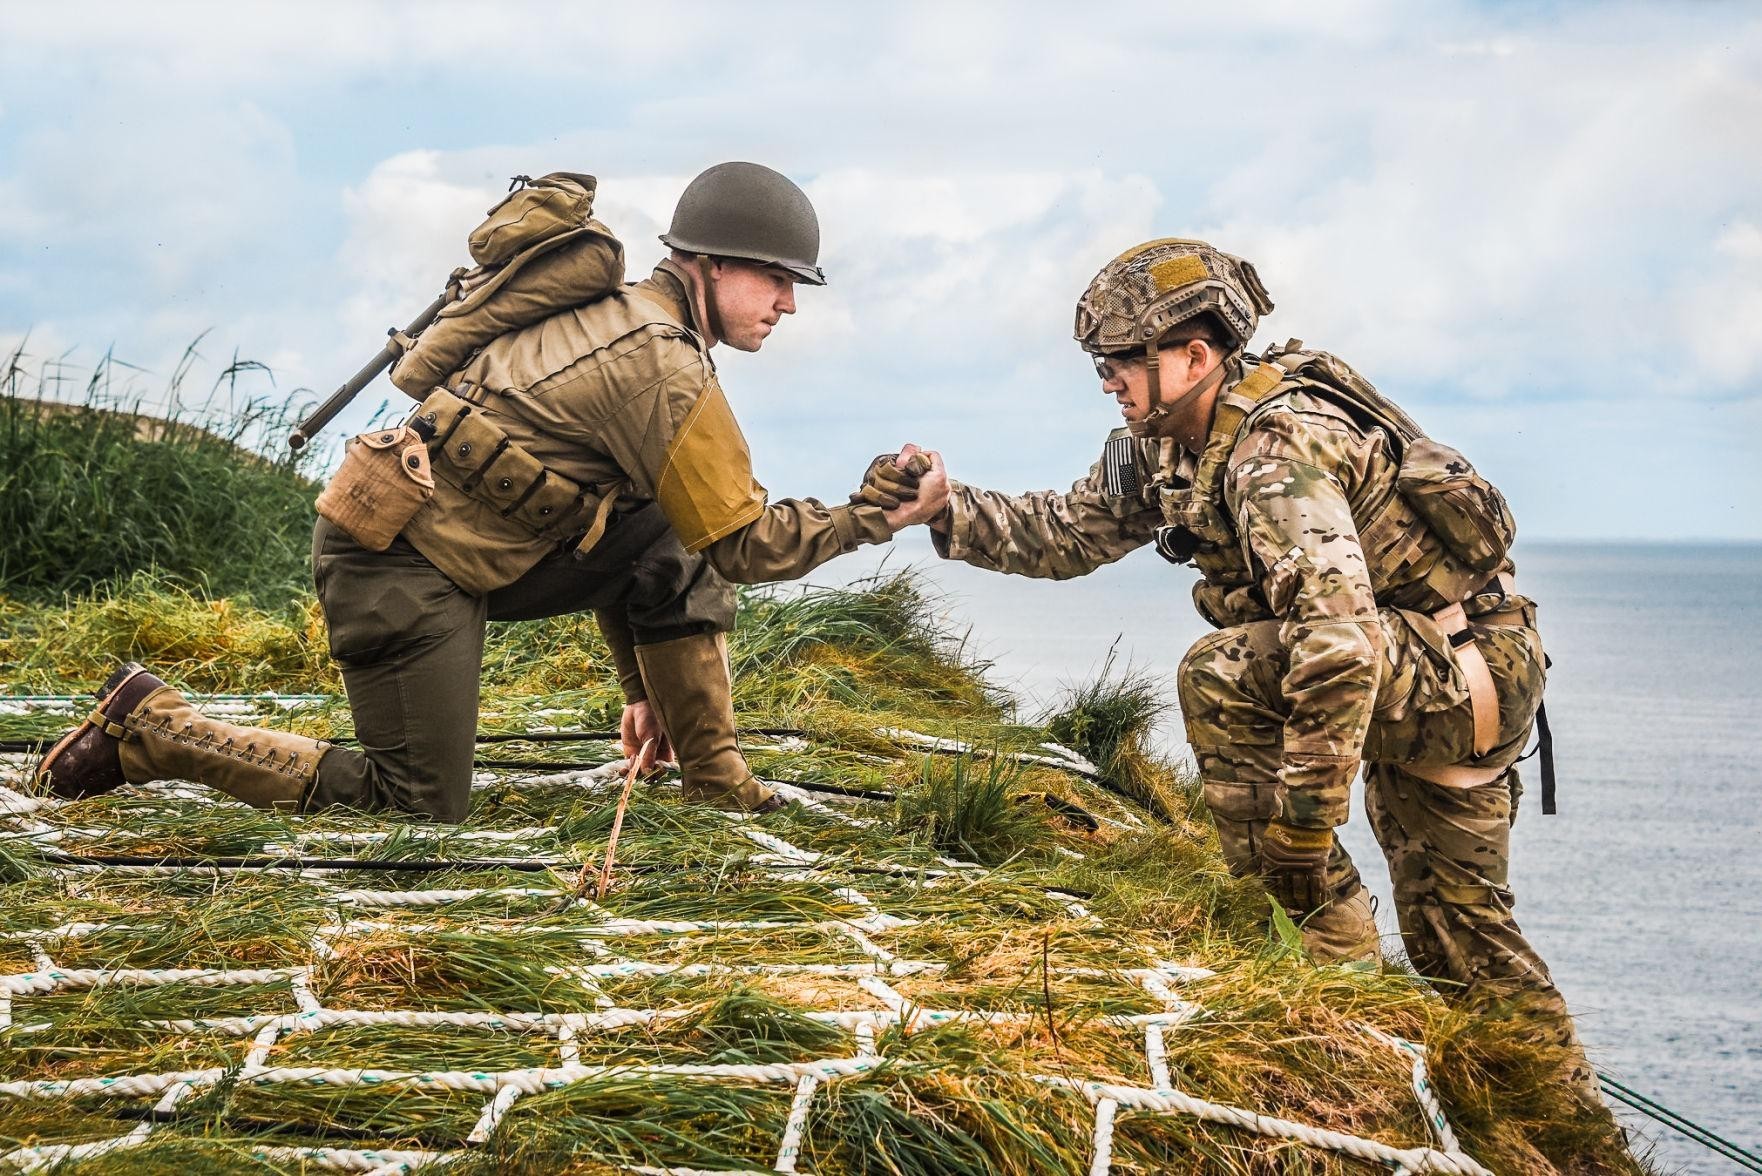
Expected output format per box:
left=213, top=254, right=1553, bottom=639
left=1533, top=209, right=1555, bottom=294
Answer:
left=694, top=255, right=728, bottom=346
left=1128, top=347, right=1231, bottom=440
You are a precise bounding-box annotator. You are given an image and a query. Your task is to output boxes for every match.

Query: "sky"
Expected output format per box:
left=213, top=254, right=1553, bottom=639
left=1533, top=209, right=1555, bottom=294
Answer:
left=2, top=0, right=1759, bottom=541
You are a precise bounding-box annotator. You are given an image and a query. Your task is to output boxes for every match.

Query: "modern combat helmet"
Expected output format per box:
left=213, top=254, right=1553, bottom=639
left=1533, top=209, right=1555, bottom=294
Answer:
left=1075, top=237, right=1271, bottom=355
left=661, top=162, right=825, bottom=285
left=1074, top=238, right=1274, bottom=430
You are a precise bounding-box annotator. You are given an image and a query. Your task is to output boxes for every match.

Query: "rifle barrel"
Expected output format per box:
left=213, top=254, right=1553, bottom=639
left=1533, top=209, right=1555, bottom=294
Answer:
left=287, top=285, right=458, bottom=450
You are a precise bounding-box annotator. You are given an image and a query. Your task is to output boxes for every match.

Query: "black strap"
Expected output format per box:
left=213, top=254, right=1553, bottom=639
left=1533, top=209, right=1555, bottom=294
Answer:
left=458, top=437, right=511, bottom=493
left=1536, top=699, right=1557, bottom=815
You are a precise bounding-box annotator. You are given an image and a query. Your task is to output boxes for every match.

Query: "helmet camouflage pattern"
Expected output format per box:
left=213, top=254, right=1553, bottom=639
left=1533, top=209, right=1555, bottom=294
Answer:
left=1074, top=238, right=1274, bottom=355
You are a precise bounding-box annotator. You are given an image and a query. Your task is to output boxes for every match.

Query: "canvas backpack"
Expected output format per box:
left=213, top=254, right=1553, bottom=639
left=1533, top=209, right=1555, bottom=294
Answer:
left=388, top=172, right=627, bottom=397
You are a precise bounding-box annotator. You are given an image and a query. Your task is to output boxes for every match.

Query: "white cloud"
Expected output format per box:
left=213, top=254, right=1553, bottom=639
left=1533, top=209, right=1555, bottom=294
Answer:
left=1672, top=221, right=1762, bottom=388
left=2, top=1, right=1758, bottom=536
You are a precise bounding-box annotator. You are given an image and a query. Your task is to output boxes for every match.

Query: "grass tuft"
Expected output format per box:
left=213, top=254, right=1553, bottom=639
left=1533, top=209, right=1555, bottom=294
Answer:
left=1045, top=647, right=1190, bottom=822
left=0, top=340, right=324, bottom=609
left=890, top=753, right=1052, bottom=867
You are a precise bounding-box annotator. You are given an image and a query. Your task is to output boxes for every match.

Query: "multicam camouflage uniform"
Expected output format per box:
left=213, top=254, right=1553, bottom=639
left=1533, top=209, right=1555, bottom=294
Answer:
left=932, top=239, right=1597, bottom=1097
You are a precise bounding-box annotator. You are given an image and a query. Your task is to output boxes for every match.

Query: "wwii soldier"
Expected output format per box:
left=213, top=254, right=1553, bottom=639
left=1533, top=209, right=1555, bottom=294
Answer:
left=36, top=162, right=948, bottom=822
left=898, top=238, right=1600, bottom=1103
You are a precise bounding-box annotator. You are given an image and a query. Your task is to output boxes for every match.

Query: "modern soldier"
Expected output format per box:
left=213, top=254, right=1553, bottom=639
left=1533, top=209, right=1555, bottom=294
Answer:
left=36, top=162, right=949, bottom=822
left=895, top=238, right=1601, bottom=1103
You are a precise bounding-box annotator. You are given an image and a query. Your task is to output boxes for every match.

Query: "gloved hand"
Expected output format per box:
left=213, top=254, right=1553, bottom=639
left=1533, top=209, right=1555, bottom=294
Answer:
left=851, top=451, right=932, bottom=510
left=1153, top=524, right=1199, bottom=566
left=1258, top=820, right=1334, bottom=913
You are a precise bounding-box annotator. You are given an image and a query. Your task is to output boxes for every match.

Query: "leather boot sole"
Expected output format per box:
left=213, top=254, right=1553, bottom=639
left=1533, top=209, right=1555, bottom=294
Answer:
left=33, top=662, right=168, bottom=799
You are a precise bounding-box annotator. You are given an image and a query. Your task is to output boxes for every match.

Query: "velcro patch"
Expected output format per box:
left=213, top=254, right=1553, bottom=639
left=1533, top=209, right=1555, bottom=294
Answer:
left=1149, top=254, right=1208, bottom=291
left=1102, top=428, right=1141, bottom=497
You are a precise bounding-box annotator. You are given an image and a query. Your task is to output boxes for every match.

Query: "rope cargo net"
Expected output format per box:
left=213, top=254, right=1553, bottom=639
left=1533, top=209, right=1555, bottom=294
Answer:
left=0, top=694, right=1491, bottom=1175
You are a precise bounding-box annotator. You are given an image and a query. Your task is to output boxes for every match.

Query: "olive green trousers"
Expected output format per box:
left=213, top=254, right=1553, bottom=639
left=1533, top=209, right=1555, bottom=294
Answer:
left=307, top=507, right=733, bottom=822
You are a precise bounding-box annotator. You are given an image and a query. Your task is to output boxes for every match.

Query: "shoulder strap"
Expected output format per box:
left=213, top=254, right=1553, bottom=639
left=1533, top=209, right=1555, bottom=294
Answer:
left=1189, top=350, right=1305, bottom=504
left=627, top=276, right=715, bottom=367
left=1274, top=348, right=1428, bottom=452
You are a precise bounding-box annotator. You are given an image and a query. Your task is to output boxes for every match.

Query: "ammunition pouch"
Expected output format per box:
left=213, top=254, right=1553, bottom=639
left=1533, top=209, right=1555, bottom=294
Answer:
left=315, top=426, right=436, bottom=551
left=412, top=389, right=622, bottom=557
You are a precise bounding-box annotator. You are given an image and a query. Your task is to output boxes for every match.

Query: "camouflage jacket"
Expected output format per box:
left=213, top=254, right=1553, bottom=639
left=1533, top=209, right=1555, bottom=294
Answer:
left=403, top=259, right=892, bottom=597
left=934, top=353, right=1515, bottom=827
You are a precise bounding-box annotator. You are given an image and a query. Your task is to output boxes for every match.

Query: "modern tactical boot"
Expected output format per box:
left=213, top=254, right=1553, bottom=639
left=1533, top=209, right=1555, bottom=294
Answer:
left=634, top=633, right=780, bottom=813
left=1300, top=886, right=1382, bottom=966
left=34, top=662, right=327, bottom=811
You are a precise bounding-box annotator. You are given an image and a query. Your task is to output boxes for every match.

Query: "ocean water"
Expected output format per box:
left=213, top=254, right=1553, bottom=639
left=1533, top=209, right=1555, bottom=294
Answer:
left=829, top=538, right=1761, bottom=1172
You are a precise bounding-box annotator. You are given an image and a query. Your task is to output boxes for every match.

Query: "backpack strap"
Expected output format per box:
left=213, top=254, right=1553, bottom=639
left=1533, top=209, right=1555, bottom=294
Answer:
left=1179, top=349, right=1309, bottom=539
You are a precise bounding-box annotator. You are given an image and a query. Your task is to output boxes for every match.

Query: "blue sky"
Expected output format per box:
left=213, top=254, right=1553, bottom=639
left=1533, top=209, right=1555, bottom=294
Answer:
left=2, top=0, right=1758, bottom=541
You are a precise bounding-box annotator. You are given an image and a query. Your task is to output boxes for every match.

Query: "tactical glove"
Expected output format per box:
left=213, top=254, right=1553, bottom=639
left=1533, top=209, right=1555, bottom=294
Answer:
left=851, top=452, right=932, bottom=510
left=1258, top=820, right=1334, bottom=914
left=1153, top=524, right=1199, bottom=566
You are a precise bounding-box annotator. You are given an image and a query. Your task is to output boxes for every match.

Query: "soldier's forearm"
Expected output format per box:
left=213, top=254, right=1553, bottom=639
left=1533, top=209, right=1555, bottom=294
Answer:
left=705, top=499, right=892, bottom=585
left=933, top=483, right=1149, bottom=579
left=1274, top=617, right=1382, bottom=828
left=594, top=606, right=647, bottom=703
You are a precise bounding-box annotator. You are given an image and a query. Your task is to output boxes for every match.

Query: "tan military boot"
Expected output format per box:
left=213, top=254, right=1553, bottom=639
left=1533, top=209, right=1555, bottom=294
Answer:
left=634, top=633, right=780, bottom=813
left=1299, top=886, right=1382, bottom=966
left=34, top=663, right=326, bottom=811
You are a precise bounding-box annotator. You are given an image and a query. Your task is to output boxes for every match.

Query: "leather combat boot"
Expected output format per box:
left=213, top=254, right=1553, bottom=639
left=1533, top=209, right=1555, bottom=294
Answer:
left=33, top=663, right=327, bottom=811
left=1300, top=886, right=1381, bottom=966
left=634, top=633, right=782, bottom=813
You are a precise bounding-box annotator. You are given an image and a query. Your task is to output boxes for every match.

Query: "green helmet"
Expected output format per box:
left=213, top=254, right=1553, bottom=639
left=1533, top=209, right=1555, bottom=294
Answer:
left=660, top=162, right=826, bottom=285
left=1074, top=238, right=1272, bottom=355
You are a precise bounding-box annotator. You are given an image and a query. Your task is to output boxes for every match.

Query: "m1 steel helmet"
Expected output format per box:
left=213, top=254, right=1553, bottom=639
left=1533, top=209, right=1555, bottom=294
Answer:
left=661, top=162, right=825, bottom=285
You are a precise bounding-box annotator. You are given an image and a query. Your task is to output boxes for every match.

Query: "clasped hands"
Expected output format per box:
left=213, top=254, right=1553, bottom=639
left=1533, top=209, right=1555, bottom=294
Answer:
left=852, top=443, right=951, bottom=532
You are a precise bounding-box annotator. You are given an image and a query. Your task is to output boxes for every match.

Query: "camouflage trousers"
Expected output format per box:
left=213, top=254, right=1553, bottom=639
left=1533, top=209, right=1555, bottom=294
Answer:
left=1178, top=612, right=1596, bottom=1094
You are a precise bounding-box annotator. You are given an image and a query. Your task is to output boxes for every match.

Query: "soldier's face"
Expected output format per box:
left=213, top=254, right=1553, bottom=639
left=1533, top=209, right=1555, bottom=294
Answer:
left=710, top=260, right=799, bottom=352
left=1097, top=343, right=1211, bottom=422
left=1096, top=352, right=1153, bottom=422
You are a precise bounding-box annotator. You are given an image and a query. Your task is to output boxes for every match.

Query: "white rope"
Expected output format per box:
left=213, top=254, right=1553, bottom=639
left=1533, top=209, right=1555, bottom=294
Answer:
left=333, top=887, right=567, bottom=907
left=1145, top=1022, right=1170, bottom=1089
left=773, top=1074, right=820, bottom=1173
left=878, top=726, right=1108, bottom=781
left=248, top=1146, right=458, bottom=1172
left=1087, top=1097, right=1118, bottom=1176
left=1035, top=1074, right=1493, bottom=1176
left=466, top=1083, right=522, bottom=1144
left=0, top=746, right=1486, bottom=1175
left=1358, top=1024, right=1462, bottom=1154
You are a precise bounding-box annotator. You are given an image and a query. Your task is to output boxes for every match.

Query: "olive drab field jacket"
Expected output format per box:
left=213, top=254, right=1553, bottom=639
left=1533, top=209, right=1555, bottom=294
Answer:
left=401, top=259, right=893, bottom=596
left=933, top=345, right=1526, bottom=829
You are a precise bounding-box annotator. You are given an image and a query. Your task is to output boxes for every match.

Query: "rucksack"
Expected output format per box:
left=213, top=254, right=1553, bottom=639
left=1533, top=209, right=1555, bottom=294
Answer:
left=1265, top=345, right=1517, bottom=576
left=388, top=172, right=627, bottom=397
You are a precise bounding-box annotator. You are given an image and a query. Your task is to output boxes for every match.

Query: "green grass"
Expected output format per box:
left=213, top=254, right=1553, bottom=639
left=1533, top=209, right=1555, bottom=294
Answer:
left=0, top=340, right=323, bottom=609
left=890, top=753, right=1052, bottom=866
left=1045, top=646, right=1189, bottom=823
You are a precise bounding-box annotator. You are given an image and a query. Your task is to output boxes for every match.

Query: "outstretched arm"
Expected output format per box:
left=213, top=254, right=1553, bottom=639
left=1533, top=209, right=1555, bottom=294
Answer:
left=926, top=440, right=1162, bottom=580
